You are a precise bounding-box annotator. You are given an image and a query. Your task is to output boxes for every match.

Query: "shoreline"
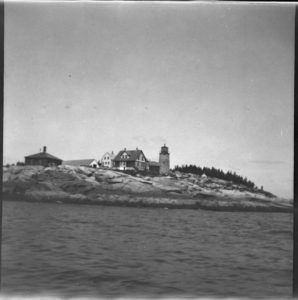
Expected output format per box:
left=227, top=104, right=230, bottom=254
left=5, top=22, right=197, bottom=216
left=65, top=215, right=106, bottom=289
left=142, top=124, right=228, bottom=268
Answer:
left=3, top=192, right=292, bottom=213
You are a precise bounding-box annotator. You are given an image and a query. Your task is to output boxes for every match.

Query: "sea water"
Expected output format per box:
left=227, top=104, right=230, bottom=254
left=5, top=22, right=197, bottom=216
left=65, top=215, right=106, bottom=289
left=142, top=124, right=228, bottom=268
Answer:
left=1, top=200, right=293, bottom=297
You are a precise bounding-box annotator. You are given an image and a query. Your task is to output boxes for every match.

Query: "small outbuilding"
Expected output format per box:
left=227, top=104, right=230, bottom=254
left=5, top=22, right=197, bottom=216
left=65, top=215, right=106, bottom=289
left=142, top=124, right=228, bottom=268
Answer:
left=25, top=146, right=62, bottom=167
left=148, top=161, right=160, bottom=176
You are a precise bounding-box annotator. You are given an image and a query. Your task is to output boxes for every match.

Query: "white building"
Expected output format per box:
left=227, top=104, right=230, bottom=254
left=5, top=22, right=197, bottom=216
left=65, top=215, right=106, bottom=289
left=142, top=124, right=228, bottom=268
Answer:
left=101, top=151, right=115, bottom=168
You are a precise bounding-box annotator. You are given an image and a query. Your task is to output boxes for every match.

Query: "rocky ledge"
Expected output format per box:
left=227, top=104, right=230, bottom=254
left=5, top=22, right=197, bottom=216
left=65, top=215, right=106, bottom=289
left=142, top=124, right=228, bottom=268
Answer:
left=2, top=165, right=292, bottom=212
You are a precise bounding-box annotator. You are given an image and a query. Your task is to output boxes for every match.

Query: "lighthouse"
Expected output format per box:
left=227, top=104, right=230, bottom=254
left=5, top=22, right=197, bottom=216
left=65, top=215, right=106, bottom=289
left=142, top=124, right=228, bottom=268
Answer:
left=159, top=144, right=170, bottom=175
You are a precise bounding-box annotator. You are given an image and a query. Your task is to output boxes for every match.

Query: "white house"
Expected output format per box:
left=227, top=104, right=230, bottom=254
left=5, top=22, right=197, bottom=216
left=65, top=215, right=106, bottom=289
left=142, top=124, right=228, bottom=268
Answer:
left=101, top=151, right=115, bottom=168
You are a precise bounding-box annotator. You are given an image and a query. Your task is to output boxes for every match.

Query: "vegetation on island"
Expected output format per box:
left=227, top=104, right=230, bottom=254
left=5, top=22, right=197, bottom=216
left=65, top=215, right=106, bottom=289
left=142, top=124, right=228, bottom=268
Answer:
left=173, top=164, right=255, bottom=189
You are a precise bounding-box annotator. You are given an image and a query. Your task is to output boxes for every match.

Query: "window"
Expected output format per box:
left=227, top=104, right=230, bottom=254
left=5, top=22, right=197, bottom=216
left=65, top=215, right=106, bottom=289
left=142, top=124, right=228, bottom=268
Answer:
left=121, top=153, right=128, bottom=159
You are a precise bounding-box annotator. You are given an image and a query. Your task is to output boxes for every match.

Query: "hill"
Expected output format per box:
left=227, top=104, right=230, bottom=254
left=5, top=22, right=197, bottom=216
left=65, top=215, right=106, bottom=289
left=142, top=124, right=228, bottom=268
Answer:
left=2, top=165, right=292, bottom=212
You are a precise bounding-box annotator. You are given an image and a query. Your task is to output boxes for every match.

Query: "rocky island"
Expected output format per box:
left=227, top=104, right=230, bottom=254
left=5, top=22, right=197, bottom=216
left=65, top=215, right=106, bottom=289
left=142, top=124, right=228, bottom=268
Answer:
left=2, top=165, right=292, bottom=212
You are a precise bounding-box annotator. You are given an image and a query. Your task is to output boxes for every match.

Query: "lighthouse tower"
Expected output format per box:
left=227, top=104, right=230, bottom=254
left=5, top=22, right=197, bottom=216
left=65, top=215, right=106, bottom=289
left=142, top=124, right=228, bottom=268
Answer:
left=159, top=144, right=170, bottom=175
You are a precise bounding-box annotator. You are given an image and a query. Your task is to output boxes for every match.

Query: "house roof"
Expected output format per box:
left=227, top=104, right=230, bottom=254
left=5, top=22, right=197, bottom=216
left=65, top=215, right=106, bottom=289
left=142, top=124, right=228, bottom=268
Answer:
left=113, top=149, right=148, bottom=162
left=25, top=151, right=62, bottom=161
left=101, top=152, right=115, bottom=160
left=149, top=161, right=160, bottom=167
left=62, top=159, right=98, bottom=166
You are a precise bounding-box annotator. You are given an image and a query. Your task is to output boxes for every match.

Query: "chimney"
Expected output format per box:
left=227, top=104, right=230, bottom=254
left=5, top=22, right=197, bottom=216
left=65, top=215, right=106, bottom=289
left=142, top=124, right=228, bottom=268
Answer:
left=43, top=146, right=47, bottom=153
left=124, top=147, right=126, bottom=151
left=136, top=147, right=138, bottom=151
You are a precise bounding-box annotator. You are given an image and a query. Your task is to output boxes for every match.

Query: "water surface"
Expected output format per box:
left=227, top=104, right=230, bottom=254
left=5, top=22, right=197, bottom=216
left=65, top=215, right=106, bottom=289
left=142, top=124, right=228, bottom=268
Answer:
left=2, top=201, right=293, bottom=297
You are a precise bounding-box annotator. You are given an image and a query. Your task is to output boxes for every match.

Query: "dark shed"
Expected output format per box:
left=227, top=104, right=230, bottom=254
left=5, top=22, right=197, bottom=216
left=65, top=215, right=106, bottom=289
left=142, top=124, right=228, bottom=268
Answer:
left=25, top=146, right=62, bottom=167
left=148, top=161, right=160, bottom=176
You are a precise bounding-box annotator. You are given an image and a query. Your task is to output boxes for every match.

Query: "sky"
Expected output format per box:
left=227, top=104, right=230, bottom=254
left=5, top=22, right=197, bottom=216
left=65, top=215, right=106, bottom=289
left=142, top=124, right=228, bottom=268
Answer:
left=4, top=2, right=295, bottom=198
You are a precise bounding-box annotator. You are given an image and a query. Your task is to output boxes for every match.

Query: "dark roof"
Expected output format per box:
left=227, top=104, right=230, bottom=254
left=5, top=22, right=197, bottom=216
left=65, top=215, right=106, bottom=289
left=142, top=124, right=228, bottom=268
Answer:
left=113, top=150, right=148, bottom=162
left=25, top=151, right=62, bottom=161
left=149, top=161, right=160, bottom=167
left=62, top=159, right=98, bottom=166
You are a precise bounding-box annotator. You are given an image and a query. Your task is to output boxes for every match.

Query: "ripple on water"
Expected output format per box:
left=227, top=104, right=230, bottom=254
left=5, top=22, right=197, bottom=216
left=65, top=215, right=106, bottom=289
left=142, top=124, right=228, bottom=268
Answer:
left=1, top=201, right=293, bottom=297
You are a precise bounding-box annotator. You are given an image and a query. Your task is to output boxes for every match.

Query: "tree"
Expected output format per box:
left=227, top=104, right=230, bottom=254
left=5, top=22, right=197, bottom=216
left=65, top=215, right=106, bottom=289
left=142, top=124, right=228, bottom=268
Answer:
left=172, top=164, right=255, bottom=189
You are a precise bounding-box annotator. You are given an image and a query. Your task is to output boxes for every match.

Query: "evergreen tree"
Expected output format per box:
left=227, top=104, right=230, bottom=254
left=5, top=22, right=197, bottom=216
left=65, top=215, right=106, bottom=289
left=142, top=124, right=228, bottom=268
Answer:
left=173, top=164, right=255, bottom=189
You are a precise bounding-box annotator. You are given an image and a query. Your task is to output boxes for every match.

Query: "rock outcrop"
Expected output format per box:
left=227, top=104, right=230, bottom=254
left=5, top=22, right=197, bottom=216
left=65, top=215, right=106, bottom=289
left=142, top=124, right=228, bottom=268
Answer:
left=2, top=165, right=292, bottom=212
